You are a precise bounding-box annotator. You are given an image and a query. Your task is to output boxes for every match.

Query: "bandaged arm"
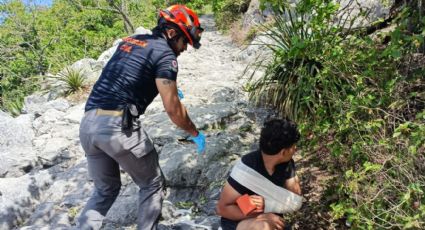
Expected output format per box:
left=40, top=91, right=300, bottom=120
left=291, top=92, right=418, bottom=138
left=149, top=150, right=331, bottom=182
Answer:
left=230, top=160, right=303, bottom=214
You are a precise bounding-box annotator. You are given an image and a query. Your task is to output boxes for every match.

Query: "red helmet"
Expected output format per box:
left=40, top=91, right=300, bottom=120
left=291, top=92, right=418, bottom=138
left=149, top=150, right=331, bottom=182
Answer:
left=159, top=5, right=204, bottom=49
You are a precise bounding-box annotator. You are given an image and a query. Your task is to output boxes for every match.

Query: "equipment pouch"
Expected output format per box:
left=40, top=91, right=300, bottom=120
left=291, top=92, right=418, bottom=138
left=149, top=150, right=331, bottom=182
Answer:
left=121, top=106, right=133, bottom=131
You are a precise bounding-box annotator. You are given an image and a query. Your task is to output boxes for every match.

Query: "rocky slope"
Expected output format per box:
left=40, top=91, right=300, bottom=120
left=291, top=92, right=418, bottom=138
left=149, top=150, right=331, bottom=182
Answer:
left=0, top=15, right=272, bottom=230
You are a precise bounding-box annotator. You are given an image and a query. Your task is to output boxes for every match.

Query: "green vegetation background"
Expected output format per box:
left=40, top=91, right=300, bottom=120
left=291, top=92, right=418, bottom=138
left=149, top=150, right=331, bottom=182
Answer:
left=0, top=0, right=424, bottom=229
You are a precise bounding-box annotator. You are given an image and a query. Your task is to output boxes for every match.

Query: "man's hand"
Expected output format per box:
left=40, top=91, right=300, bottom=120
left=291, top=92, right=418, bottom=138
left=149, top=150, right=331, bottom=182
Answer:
left=256, top=213, right=285, bottom=230
left=249, top=195, right=264, bottom=213
left=188, top=131, right=206, bottom=154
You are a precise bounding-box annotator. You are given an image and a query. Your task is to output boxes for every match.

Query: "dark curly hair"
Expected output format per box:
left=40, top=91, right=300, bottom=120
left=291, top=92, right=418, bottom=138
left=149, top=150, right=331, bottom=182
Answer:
left=259, top=118, right=300, bottom=155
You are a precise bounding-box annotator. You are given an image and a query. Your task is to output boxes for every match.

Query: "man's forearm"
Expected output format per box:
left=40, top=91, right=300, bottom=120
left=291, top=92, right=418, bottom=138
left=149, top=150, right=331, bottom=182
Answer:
left=155, top=78, right=199, bottom=136
left=167, top=102, right=198, bottom=136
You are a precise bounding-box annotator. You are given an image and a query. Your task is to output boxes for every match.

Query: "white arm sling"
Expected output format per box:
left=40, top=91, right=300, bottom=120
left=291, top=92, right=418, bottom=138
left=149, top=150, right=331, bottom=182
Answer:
left=229, top=160, right=303, bottom=214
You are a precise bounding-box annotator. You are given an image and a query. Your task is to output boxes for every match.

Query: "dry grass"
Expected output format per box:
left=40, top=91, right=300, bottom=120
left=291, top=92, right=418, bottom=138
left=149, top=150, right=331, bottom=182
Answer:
left=65, top=84, right=92, bottom=104
left=228, top=16, right=275, bottom=47
left=228, top=19, right=251, bottom=46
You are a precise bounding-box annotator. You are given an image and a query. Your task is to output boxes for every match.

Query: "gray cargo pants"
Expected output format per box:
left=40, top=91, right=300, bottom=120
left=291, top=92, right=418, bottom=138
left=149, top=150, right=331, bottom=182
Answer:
left=78, top=109, right=165, bottom=230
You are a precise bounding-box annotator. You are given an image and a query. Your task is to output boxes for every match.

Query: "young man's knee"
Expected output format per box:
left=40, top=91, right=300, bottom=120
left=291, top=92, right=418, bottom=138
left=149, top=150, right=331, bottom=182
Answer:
left=237, top=219, right=273, bottom=230
left=253, top=220, right=273, bottom=230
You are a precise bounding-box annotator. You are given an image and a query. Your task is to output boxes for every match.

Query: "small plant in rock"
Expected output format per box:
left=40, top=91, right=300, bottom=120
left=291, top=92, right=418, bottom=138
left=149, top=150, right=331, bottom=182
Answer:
left=244, top=25, right=261, bottom=43
left=58, top=67, right=85, bottom=94
left=199, top=195, right=207, bottom=205
left=176, top=201, right=194, bottom=209
left=68, top=206, right=80, bottom=219
left=239, top=123, right=252, bottom=132
left=3, top=96, right=24, bottom=116
left=56, top=67, right=85, bottom=95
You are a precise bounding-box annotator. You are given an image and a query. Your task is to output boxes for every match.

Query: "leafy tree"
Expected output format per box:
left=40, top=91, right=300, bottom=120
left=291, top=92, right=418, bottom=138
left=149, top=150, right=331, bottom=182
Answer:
left=0, top=0, right=166, bottom=114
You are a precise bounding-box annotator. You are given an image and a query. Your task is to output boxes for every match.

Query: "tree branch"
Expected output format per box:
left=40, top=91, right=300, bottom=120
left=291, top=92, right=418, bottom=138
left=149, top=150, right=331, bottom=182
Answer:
left=106, top=0, right=134, bottom=34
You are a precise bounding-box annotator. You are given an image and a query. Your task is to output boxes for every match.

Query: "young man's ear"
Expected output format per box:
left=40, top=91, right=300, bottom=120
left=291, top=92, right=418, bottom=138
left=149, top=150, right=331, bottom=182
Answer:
left=281, top=146, right=294, bottom=157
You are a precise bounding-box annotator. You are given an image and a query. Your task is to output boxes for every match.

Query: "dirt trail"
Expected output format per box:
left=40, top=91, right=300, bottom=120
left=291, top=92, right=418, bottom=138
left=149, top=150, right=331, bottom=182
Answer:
left=172, top=14, right=247, bottom=102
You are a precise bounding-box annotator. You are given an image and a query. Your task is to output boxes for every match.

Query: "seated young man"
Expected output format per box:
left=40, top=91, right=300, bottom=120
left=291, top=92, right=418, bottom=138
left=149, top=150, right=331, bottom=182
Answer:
left=216, top=118, right=302, bottom=230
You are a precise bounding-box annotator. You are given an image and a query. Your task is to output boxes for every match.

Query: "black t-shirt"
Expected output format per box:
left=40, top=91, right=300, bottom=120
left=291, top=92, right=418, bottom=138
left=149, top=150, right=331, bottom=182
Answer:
left=221, top=150, right=296, bottom=230
left=228, top=150, right=296, bottom=195
left=85, top=32, right=178, bottom=114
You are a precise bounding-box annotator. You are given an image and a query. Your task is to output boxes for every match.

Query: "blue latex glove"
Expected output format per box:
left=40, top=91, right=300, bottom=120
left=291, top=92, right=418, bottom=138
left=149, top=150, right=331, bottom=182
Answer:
left=188, top=131, right=206, bottom=154
left=177, top=88, right=184, bottom=99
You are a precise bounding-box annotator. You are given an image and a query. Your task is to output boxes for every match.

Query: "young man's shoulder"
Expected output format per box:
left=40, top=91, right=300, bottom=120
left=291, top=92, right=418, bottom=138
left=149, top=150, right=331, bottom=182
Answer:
left=241, top=150, right=262, bottom=169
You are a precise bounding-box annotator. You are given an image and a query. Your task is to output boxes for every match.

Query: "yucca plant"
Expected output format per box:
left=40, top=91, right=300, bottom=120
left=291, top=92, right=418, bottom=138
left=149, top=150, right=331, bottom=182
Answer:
left=245, top=2, right=357, bottom=121
left=56, top=67, right=85, bottom=95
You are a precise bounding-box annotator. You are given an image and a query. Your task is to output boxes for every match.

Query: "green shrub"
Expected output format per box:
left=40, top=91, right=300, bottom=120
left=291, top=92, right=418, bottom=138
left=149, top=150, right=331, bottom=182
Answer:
left=167, top=0, right=212, bottom=13
left=248, top=0, right=425, bottom=228
left=3, top=95, right=24, bottom=116
left=212, top=0, right=250, bottom=30
left=0, top=70, right=41, bottom=116
left=245, top=3, right=355, bottom=121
